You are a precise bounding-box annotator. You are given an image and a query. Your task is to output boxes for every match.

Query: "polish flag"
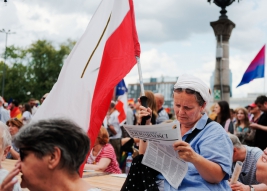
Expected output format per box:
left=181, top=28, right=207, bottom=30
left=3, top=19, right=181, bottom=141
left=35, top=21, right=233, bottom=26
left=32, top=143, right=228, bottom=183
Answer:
left=33, top=0, right=140, bottom=152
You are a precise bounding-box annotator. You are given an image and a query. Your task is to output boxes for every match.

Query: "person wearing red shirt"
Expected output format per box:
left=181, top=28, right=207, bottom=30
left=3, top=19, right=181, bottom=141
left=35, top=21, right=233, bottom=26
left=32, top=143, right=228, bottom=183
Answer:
left=85, top=126, right=121, bottom=174
left=10, top=100, right=21, bottom=119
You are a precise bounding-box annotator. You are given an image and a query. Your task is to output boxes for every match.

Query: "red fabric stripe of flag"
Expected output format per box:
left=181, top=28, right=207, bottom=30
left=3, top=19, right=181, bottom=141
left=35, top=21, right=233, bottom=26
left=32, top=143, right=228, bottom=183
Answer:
left=115, top=100, right=126, bottom=124
left=85, top=0, right=140, bottom=174
left=130, top=0, right=140, bottom=57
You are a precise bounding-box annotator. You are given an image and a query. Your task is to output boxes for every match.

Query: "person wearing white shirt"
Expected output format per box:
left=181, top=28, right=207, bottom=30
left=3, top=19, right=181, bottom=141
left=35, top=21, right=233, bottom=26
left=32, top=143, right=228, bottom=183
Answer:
left=21, top=103, right=32, bottom=125
left=0, top=97, right=10, bottom=124
left=29, top=98, right=38, bottom=115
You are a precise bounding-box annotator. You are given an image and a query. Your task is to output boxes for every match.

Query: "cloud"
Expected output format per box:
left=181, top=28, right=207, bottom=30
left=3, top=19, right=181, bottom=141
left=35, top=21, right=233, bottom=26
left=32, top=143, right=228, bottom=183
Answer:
left=135, top=0, right=220, bottom=43
left=125, top=48, right=181, bottom=84
left=1, top=0, right=266, bottom=100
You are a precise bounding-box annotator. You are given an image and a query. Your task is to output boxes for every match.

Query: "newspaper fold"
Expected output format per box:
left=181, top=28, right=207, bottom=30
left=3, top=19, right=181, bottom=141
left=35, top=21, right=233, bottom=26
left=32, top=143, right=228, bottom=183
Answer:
left=124, top=122, right=188, bottom=189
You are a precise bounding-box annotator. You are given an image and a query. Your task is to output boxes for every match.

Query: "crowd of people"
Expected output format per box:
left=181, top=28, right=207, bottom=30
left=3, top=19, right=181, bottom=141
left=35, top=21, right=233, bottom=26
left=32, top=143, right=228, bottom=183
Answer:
left=209, top=96, right=267, bottom=151
left=1, top=74, right=267, bottom=191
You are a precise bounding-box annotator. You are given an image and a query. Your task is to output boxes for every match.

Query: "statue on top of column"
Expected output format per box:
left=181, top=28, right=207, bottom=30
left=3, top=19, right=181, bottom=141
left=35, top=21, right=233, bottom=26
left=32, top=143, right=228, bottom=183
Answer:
left=207, top=0, right=241, bottom=19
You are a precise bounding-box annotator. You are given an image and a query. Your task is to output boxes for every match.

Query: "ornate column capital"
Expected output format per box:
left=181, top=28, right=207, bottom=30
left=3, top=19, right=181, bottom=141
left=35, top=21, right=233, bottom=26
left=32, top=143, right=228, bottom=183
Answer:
left=210, top=19, right=235, bottom=41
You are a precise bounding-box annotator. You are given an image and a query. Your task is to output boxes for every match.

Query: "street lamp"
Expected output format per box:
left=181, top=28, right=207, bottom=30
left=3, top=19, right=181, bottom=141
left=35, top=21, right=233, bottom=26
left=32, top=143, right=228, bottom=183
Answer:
left=208, top=0, right=241, bottom=19
left=0, top=29, right=15, bottom=98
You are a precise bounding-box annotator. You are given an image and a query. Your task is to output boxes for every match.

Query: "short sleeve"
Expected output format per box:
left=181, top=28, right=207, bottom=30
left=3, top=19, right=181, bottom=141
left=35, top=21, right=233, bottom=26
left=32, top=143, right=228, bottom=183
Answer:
left=197, top=131, right=233, bottom=180
left=254, top=147, right=263, bottom=162
left=99, top=144, right=115, bottom=159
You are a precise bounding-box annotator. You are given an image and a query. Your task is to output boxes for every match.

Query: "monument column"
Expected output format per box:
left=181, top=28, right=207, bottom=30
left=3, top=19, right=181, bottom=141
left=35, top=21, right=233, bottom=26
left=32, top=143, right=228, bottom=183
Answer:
left=208, top=0, right=241, bottom=103
left=210, top=19, right=235, bottom=103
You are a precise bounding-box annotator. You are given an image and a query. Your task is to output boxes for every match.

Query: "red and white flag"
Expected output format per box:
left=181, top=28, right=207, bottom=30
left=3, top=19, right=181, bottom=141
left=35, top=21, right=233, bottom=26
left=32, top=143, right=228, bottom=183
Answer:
left=33, top=0, right=140, bottom=149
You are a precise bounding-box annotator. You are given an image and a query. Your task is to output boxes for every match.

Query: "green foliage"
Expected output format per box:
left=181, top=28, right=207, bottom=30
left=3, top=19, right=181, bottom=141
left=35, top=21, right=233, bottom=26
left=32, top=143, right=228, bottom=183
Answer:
left=0, top=39, right=75, bottom=103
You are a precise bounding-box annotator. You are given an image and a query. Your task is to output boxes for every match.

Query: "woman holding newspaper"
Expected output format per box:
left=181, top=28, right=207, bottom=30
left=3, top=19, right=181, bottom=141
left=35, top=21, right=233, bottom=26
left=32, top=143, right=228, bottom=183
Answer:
left=137, top=74, right=233, bottom=191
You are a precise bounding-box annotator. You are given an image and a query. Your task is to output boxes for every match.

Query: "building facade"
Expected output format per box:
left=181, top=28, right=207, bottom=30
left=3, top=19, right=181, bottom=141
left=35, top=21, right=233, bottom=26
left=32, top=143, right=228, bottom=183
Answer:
left=127, top=76, right=178, bottom=110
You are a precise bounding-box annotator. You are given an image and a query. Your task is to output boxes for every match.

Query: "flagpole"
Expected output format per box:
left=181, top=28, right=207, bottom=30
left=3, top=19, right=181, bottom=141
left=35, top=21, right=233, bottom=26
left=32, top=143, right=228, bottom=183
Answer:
left=136, top=56, right=151, bottom=124
left=136, top=57, right=145, bottom=96
left=264, top=44, right=266, bottom=95
left=264, top=78, right=265, bottom=95
left=264, top=59, right=266, bottom=96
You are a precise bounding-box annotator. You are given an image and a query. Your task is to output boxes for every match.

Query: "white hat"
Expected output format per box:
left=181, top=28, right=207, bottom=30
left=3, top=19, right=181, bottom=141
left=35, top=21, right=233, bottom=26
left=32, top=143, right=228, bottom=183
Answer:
left=174, top=74, right=211, bottom=103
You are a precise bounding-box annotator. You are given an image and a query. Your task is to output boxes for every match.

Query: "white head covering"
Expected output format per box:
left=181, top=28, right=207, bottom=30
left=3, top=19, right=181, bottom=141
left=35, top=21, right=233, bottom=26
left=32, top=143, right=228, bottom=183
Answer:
left=174, top=74, right=211, bottom=104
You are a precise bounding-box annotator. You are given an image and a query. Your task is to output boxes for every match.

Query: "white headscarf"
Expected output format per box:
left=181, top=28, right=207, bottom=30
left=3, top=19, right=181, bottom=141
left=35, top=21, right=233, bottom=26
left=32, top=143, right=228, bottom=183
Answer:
left=174, top=74, right=211, bottom=104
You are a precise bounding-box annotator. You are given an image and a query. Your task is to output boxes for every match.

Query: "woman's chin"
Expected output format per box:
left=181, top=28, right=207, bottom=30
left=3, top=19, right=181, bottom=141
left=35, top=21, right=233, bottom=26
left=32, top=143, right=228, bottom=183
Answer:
left=178, top=117, right=188, bottom=122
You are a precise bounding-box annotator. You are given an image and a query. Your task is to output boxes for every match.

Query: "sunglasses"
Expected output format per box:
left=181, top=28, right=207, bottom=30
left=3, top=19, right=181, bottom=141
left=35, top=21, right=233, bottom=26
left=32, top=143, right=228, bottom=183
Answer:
left=20, top=147, right=39, bottom=161
left=173, top=88, right=198, bottom=94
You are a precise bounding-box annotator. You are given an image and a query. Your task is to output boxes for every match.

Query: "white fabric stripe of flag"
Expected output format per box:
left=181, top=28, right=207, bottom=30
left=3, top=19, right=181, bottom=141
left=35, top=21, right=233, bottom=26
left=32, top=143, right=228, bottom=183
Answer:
left=32, top=0, right=131, bottom=132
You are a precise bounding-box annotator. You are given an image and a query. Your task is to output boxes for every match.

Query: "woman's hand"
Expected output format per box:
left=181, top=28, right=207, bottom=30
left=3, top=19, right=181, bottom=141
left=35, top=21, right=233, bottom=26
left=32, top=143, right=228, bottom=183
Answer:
left=173, top=140, right=198, bottom=163
left=174, top=140, right=225, bottom=183
left=230, top=181, right=250, bottom=191
left=0, top=166, right=20, bottom=191
left=137, top=105, right=152, bottom=125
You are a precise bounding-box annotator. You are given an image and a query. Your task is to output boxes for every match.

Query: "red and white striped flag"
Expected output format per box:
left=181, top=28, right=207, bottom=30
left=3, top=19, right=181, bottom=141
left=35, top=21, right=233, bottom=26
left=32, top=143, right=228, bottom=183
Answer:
left=33, top=0, right=140, bottom=150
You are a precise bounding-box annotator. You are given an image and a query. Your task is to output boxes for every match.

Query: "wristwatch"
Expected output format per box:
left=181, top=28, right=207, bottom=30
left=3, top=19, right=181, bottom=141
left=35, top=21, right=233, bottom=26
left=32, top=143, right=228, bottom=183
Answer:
left=249, top=185, right=254, bottom=191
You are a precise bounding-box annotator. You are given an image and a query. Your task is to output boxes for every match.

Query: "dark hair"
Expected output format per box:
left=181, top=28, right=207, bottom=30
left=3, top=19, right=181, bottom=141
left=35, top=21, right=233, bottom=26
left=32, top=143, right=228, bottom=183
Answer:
left=110, top=101, right=116, bottom=109
left=230, top=108, right=235, bottom=114
left=173, top=89, right=205, bottom=106
left=255, top=95, right=267, bottom=105
left=194, top=92, right=205, bottom=106
left=12, top=100, right=19, bottom=107
left=14, top=118, right=90, bottom=174
left=23, top=103, right=32, bottom=114
left=6, top=118, right=23, bottom=129
left=216, top=101, right=231, bottom=125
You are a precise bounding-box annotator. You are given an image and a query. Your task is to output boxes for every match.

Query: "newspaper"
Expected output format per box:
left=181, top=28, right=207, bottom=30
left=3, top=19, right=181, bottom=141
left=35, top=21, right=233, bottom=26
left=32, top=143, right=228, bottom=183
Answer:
left=123, top=122, right=188, bottom=189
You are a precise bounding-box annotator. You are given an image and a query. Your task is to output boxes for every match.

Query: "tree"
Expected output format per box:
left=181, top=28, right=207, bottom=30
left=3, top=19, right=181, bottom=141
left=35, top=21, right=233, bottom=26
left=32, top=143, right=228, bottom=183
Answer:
left=0, top=39, right=75, bottom=103
left=27, top=39, right=75, bottom=100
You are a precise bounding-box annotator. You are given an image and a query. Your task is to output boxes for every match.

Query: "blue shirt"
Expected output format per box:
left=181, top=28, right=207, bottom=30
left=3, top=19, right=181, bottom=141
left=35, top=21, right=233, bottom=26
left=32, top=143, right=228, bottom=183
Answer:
left=158, top=114, right=233, bottom=191
left=6, top=141, right=19, bottom=159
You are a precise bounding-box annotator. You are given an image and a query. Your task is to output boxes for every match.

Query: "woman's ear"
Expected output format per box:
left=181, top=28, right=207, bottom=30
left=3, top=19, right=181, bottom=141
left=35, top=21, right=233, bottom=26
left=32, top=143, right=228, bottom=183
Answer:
left=201, top=102, right=207, bottom=113
left=47, top=147, right=61, bottom=170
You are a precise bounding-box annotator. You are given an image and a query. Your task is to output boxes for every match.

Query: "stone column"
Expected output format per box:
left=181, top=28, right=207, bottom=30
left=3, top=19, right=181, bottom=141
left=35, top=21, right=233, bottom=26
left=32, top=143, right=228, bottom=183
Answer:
left=210, top=19, right=235, bottom=103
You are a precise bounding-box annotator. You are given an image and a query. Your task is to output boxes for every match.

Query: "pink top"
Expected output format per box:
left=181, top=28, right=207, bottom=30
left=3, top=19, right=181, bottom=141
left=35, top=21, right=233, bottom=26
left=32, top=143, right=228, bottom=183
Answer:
left=87, top=143, right=121, bottom=174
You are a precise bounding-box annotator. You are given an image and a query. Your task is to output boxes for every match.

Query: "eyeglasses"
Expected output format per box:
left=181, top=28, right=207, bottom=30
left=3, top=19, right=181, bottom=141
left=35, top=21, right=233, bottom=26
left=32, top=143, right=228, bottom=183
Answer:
left=173, top=88, right=198, bottom=94
left=20, top=147, right=39, bottom=161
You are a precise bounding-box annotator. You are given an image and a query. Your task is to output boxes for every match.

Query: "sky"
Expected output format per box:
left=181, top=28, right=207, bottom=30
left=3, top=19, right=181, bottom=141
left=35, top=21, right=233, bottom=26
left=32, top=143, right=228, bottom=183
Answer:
left=0, top=0, right=267, bottom=98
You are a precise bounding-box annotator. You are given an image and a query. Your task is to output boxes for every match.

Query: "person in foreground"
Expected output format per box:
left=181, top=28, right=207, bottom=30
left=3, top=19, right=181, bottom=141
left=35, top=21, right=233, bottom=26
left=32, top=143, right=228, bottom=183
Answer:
left=228, top=134, right=267, bottom=191
left=256, top=148, right=267, bottom=185
left=138, top=74, right=233, bottom=191
left=85, top=126, right=121, bottom=174
left=7, top=118, right=100, bottom=191
left=0, top=121, right=21, bottom=191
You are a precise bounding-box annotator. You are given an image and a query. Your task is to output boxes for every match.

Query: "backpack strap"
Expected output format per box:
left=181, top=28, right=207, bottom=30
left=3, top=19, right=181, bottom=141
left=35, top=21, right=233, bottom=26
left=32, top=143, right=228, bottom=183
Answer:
left=185, top=118, right=212, bottom=143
